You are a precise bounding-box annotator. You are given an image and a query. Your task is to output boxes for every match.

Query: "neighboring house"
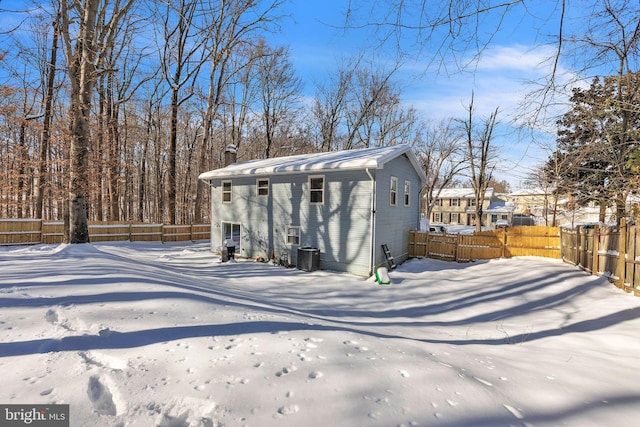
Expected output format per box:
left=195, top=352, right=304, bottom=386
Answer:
left=510, top=187, right=556, bottom=218
left=198, top=144, right=428, bottom=276
left=428, top=187, right=515, bottom=227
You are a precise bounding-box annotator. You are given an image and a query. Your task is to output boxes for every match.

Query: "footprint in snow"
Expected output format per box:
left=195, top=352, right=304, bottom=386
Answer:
left=40, top=388, right=54, bottom=396
left=45, top=309, right=58, bottom=323
left=87, top=376, right=117, bottom=416
left=277, top=404, right=299, bottom=415
left=276, top=366, right=297, bottom=377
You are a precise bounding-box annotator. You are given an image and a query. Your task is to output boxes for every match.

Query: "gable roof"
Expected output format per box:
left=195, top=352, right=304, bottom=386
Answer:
left=510, top=187, right=554, bottom=197
left=199, top=144, right=427, bottom=183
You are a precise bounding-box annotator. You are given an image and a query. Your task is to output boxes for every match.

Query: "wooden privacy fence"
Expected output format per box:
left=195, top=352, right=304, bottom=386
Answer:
left=560, top=219, right=640, bottom=296
left=410, top=220, right=640, bottom=297
left=409, top=226, right=562, bottom=262
left=0, top=219, right=210, bottom=245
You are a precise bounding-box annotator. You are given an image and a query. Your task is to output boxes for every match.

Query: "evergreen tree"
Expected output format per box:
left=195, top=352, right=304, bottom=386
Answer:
left=546, top=73, right=640, bottom=222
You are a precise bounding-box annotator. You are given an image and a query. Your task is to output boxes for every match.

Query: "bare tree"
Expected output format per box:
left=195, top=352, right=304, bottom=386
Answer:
left=527, top=163, right=563, bottom=226
left=345, top=1, right=531, bottom=69
left=58, top=0, right=136, bottom=243
left=418, top=118, right=467, bottom=223
left=35, top=16, right=59, bottom=220
left=224, top=44, right=260, bottom=152
left=459, top=93, right=499, bottom=232
left=312, top=57, right=401, bottom=151
left=156, top=0, right=209, bottom=224
left=344, top=64, right=398, bottom=150
left=254, top=42, right=303, bottom=158
left=312, top=57, right=359, bottom=152
left=194, top=0, right=285, bottom=222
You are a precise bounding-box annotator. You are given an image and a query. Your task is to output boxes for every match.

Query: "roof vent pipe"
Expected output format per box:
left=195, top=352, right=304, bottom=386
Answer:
left=224, top=144, right=237, bottom=167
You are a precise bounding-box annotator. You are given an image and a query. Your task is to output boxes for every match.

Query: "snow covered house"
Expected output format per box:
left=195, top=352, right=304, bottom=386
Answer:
left=428, top=187, right=515, bottom=227
left=198, top=144, right=427, bottom=276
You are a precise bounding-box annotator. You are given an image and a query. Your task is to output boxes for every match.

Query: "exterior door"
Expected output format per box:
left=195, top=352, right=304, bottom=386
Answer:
left=222, top=222, right=241, bottom=252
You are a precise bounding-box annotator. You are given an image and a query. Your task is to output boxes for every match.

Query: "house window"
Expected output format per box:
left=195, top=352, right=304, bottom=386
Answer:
left=491, top=214, right=498, bottom=223
left=390, top=177, right=398, bottom=206
left=404, top=181, right=410, bottom=207
left=287, top=226, right=300, bottom=246
left=309, top=176, right=324, bottom=204
left=451, top=212, right=459, bottom=224
left=469, top=198, right=476, bottom=207
left=222, top=181, right=232, bottom=203
left=257, top=178, right=269, bottom=197
left=433, top=212, right=442, bottom=222
left=451, top=198, right=459, bottom=207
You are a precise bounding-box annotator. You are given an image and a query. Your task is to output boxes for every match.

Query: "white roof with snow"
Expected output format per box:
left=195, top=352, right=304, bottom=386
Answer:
left=510, top=187, right=554, bottom=196
left=199, top=144, right=427, bottom=183
left=486, top=201, right=515, bottom=214
left=435, top=187, right=494, bottom=199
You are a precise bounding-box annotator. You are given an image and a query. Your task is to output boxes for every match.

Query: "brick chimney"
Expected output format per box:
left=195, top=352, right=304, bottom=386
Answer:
left=224, top=144, right=237, bottom=167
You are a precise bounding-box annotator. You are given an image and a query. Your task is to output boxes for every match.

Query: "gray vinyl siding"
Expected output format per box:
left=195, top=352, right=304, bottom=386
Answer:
left=209, top=169, right=374, bottom=275
left=206, top=152, right=423, bottom=276
left=373, top=154, right=423, bottom=270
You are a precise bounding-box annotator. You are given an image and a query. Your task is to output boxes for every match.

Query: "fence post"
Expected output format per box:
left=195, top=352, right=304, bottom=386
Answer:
left=628, top=223, right=636, bottom=293
left=501, top=229, right=507, bottom=258
left=592, top=224, right=599, bottom=276
left=617, top=218, right=627, bottom=289
left=453, top=233, right=458, bottom=262
left=426, top=231, right=430, bottom=259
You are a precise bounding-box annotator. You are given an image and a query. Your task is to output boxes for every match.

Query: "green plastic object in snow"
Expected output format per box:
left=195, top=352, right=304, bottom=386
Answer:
left=375, top=267, right=391, bottom=285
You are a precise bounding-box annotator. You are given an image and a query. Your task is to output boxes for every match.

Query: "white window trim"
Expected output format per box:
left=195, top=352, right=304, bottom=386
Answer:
left=256, top=178, right=270, bottom=197
left=308, top=175, right=325, bottom=205
left=404, top=180, right=410, bottom=207
left=390, top=176, right=398, bottom=206
left=287, top=225, right=301, bottom=246
left=222, top=180, right=232, bottom=203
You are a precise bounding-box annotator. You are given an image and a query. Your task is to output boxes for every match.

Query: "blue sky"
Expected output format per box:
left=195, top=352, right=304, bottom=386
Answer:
left=1, top=0, right=577, bottom=189
left=264, top=0, right=575, bottom=188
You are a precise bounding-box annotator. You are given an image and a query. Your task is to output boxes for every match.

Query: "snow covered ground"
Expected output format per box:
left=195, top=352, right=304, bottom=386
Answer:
left=1, top=241, right=640, bottom=427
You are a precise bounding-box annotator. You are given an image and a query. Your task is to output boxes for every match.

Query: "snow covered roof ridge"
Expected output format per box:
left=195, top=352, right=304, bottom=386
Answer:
left=435, top=187, right=494, bottom=198
left=199, top=144, right=427, bottom=183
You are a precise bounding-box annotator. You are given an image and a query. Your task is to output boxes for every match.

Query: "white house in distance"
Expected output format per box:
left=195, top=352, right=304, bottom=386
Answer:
left=198, top=144, right=428, bottom=276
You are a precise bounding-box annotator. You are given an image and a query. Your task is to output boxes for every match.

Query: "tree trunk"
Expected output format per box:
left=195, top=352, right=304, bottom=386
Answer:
left=36, top=18, right=58, bottom=220
left=68, top=89, right=92, bottom=243
left=168, top=85, right=179, bottom=224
